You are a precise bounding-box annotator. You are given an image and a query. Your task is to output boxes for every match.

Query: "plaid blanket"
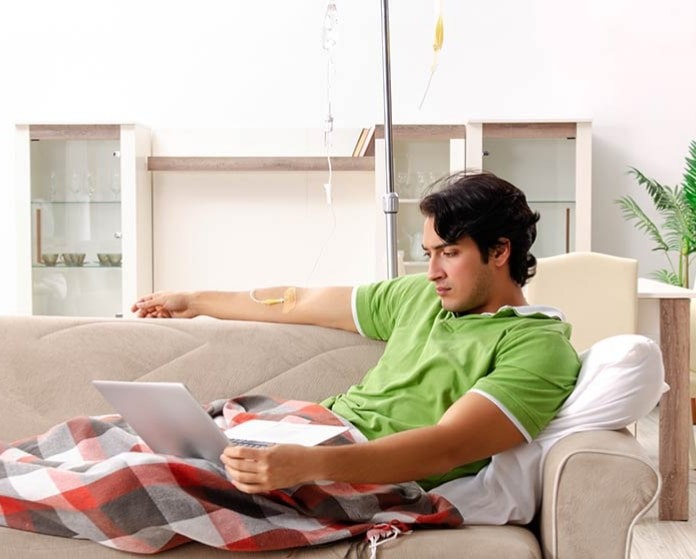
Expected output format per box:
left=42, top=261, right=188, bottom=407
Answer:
left=0, top=395, right=462, bottom=554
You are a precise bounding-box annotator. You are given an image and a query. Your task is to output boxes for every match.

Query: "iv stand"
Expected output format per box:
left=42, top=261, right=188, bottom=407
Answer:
left=379, top=0, right=399, bottom=279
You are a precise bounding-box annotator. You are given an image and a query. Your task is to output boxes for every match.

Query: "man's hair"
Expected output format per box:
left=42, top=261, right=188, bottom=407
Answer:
left=419, top=171, right=540, bottom=286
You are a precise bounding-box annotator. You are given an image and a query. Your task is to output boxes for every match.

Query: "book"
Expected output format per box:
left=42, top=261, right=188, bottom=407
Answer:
left=352, top=127, right=369, bottom=157
left=360, top=125, right=376, bottom=156
left=352, top=126, right=376, bottom=157
left=224, top=420, right=349, bottom=446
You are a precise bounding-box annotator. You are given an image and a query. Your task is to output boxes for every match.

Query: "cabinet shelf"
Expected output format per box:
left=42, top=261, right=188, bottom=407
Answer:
left=28, top=124, right=121, bottom=141
left=147, top=156, right=375, bottom=172
left=398, top=199, right=576, bottom=205
left=470, top=121, right=579, bottom=139
left=375, top=124, right=466, bottom=140
left=31, top=200, right=121, bottom=205
left=33, top=264, right=122, bottom=269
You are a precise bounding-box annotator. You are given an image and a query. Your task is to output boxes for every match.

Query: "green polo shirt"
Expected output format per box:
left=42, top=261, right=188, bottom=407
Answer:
left=322, top=274, right=580, bottom=490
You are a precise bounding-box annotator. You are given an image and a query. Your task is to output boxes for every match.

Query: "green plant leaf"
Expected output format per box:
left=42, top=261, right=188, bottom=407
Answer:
left=650, top=269, right=682, bottom=286
left=615, top=195, right=670, bottom=252
left=681, top=141, right=696, bottom=252
left=617, top=143, right=696, bottom=287
left=662, top=190, right=696, bottom=253
left=628, top=168, right=679, bottom=212
left=683, top=140, right=696, bottom=217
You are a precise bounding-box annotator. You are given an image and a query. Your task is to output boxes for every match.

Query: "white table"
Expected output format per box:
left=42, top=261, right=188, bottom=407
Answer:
left=638, top=278, right=695, bottom=521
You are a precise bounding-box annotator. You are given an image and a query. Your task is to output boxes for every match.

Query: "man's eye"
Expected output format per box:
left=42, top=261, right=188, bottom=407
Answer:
left=423, top=252, right=431, bottom=259
left=443, top=251, right=457, bottom=257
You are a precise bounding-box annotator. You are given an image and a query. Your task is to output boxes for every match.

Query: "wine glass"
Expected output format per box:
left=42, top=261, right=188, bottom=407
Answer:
left=110, top=171, right=121, bottom=201
left=48, top=172, right=57, bottom=201
left=69, top=171, right=82, bottom=201
left=85, top=172, right=96, bottom=200
left=396, top=172, right=409, bottom=197
left=414, top=171, right=428, bottom=198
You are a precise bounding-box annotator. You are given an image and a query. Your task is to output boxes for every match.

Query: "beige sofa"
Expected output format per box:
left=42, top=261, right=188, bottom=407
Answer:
left=0, top=315, right=659, bottom=559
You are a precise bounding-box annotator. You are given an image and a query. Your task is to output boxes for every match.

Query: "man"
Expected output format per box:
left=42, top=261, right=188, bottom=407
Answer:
left=132, top=172, right=580, bottom=495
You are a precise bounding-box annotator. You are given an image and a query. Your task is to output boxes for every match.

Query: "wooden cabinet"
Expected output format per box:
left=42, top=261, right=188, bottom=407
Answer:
left=372, top=120, right=591, bottom=278
left=465, top=120, right=592, bottom=257
left=373, top=125, right=466, bottom=279
left=15, top=124, right=152, bottom=317
left=13, top=121, right=590, bottom=307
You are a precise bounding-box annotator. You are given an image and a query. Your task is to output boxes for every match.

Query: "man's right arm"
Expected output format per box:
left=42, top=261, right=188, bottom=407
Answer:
left=131, top=287, right=358, bottom=333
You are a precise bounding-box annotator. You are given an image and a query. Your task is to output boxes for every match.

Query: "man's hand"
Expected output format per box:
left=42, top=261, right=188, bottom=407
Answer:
left=131, top=292, right=197, bottom=318
left=221, top=444, right=316, bottom=493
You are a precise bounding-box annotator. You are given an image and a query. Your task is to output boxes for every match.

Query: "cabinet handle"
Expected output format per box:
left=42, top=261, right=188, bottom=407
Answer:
left=114, top=232, right=122, bottom=239
left=36, top=208, right=42, bottom=264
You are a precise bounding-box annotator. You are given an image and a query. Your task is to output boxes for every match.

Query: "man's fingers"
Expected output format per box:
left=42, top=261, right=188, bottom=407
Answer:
left=133, top=299, right=170, bottom=318
left=223, top=454, right=271, bottom=493
left=222, top=446, right=268, bottom=460
left=223, top=457, right=263, bottom=474
left=226, top=469, right=266, bottom=484
left=136, top=296, right=158, bottom=309
left=230, top=479, right=266, bottom=494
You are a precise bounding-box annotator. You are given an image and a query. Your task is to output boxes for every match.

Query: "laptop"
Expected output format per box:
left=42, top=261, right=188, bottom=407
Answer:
left=92, top=380, right=349, bottom=465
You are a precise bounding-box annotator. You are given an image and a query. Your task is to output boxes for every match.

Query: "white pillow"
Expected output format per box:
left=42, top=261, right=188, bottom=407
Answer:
left=536, top=333, right=667, bottom=441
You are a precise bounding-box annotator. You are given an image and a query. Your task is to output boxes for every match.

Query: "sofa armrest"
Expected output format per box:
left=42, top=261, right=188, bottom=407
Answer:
left=539, top=429, right=659, bottom=559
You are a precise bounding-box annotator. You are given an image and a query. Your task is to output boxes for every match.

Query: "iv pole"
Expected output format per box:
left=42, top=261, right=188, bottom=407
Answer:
left=379, top=0, right=399, bottom=279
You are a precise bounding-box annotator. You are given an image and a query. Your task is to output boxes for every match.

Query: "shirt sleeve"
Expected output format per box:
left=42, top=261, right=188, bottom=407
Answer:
left=471, top=322, right=581, bottom=441
left=354, top=274, right=428, bottom=341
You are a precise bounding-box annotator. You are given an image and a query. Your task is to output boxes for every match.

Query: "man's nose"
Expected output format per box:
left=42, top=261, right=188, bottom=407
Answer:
left=427, top=256, right=443, bottom=281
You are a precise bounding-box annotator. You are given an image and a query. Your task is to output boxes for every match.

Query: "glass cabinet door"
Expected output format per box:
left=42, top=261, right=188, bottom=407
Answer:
left=394, top=138, right=453, bottom=274
left=30, top=137, right=123, bottom=316
left=482, top=136, right=576, bottom=258
left=465, top=120, right=592, bottom=259
left=374, top=125, right=465, bottom=278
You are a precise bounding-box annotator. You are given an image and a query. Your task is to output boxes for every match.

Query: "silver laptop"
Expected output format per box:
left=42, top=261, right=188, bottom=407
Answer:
left=93, top=380, right=231, bottom=464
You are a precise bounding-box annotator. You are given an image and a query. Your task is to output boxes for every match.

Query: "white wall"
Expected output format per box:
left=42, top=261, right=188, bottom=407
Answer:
left=2, top=0, right=695, bottom=311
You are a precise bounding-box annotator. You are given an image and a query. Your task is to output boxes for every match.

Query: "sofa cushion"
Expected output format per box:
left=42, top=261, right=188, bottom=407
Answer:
left=0, top=524, right=542, bottom=559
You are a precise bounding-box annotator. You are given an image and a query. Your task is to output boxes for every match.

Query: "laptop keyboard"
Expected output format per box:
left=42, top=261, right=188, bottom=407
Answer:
left=227, top=438, right=274, bottom=448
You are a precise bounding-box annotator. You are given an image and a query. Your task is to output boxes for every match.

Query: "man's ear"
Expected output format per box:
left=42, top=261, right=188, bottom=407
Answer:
left=490, top=238, right=511, bottom=267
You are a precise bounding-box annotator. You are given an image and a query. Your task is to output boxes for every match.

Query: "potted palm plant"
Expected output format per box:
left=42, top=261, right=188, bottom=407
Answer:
left=616, top=140, right=696, bottom=287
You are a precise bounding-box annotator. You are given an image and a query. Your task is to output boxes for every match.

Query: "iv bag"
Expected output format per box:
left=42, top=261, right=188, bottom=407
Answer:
left=322, top=2, right=339, bottom=51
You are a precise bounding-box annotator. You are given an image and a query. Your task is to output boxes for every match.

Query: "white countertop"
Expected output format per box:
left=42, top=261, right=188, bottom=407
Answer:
left=638, top=277, right=696, bottom=299
left=466, top=118, right=592, bottom=124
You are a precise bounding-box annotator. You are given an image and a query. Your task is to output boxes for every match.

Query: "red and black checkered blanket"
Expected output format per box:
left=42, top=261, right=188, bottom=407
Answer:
left=0, top=396, right=462, bottom=553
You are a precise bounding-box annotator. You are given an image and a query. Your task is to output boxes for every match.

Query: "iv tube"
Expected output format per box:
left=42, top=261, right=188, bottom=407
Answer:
left=306, top=0, right=339, bottom=285
left=322, top=2, right=338, bottom=146
left=321, top=1, right=338, bottom=205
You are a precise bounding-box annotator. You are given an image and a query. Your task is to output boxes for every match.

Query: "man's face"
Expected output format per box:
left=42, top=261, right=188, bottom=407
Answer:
left=422, top=217, right=496, bottom=314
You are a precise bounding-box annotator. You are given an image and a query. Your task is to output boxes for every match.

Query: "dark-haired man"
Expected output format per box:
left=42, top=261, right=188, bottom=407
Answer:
left=132, top=172, right=581, bottom=494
